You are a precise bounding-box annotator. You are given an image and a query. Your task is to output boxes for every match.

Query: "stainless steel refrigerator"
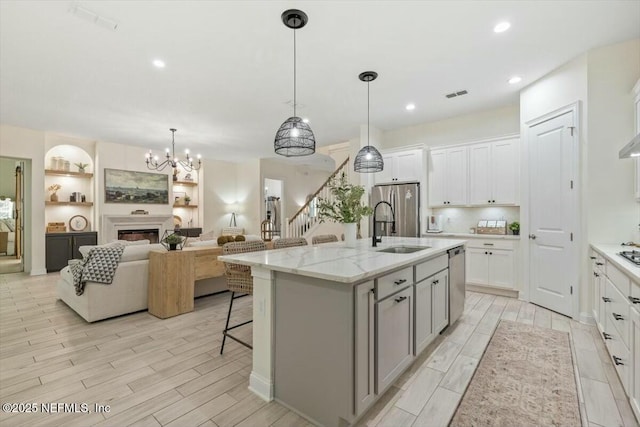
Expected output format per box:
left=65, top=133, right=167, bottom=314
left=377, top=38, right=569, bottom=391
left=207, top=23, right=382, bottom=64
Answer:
left=370, top=182, right=420, bottom=237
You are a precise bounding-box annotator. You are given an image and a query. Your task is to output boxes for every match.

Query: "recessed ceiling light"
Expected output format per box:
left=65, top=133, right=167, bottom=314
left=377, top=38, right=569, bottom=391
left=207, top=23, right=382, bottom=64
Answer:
left=494, top=22, right=511, bottom=33
left=508, top=76, right=522, bottom=84
left=405, top=103, right=416, bottom=111
left=152, top=59, right=166, bottom=68
left=302, top=118, right=309, bottom=123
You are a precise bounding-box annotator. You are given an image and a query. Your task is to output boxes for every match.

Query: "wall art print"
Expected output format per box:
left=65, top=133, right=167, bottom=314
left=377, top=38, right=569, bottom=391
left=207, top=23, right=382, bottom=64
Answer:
left=104, top=169, right=169, bottom=204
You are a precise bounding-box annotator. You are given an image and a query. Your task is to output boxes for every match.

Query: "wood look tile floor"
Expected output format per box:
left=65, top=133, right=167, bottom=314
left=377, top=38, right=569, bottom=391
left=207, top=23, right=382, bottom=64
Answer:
left=0, top=273, right=637, bottom=427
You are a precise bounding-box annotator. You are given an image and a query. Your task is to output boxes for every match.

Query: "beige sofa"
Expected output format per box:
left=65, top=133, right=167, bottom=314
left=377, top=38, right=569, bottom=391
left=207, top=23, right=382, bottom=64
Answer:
left=56, top=243, right=228, bottom=322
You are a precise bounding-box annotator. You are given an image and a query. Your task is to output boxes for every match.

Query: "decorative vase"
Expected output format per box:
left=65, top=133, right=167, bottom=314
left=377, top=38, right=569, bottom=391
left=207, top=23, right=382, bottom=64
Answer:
left=512, top=230, right=520, bottom=236
left=50, top=193, right=58, bottom=202
left=343, top=222, right=358, bottom=248
left=78, top=167, right=85, bottom=174
left=169, top=243, right=177, bottom=251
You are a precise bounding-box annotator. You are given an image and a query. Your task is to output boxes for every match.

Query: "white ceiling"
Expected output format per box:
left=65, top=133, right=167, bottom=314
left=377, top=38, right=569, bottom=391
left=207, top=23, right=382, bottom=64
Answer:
left=1, top=1, right=639, bottom=162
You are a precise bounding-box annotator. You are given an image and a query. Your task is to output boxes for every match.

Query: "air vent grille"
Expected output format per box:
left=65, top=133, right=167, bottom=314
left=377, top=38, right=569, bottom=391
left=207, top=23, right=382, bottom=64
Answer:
left=445, top=90, right=469, bottom=99
left=69, top=3, right=119, bottom=31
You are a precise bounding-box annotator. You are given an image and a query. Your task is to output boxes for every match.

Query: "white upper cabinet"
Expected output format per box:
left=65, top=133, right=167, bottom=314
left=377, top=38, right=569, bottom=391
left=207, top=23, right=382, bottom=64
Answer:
left=469, top=138, right=520, bottom=206
left=374, top=149, right=423, bottom=185
left=428, top=146, right=468, bottom=207
left=634, top=78, right=640, bottom=202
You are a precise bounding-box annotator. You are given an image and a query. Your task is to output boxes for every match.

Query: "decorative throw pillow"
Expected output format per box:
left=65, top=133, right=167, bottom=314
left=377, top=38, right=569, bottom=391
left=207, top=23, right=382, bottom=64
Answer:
left=199, top=230, right=216, bottom=241
left=243, top=234, right=262, bottom=242
left=234, top=235, right=246, bottom=242
left=217, top=235, right=234, bottom=245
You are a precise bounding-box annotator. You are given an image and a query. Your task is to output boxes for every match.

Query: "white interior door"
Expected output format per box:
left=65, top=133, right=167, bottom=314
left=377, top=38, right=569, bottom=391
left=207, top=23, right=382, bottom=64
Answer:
left=528, top=110, right=577, bottom=317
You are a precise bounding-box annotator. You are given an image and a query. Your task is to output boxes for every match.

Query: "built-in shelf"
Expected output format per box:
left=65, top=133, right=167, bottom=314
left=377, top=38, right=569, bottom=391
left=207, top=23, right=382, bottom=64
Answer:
left=173, top=180, right=197, bottom=187
left=173, top=204, right=198, bottom=209
left=45, top=201, right=93, bottom=207
left=45, top=169, right=94, bottom=178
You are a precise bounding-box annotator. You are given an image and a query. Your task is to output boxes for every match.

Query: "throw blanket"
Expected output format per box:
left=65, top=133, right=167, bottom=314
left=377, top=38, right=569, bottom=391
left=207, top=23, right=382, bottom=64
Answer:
left=71, top=243, right=125, bottom=295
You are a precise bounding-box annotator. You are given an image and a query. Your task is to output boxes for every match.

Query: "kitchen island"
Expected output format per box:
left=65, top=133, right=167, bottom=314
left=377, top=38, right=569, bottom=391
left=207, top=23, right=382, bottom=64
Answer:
left=218, top=236, right=466, bottom=427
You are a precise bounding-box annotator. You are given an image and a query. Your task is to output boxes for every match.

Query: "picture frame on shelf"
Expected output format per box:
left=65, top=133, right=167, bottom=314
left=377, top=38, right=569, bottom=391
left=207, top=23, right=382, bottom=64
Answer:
left=69, top=215, right=88, bottom=231
left=104, top=169, right=169, bottom=204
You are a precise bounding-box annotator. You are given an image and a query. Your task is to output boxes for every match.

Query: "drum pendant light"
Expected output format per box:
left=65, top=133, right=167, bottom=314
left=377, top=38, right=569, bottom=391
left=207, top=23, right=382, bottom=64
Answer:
left=274, top=9, right=315, bottom=157
left=354, top=71, right=384, bottom=173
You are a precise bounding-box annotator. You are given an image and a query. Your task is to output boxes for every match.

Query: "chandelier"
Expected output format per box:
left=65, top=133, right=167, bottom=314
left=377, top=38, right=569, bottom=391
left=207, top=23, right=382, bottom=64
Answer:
left=145, top=128, right=201, bottom=172
left=274, top=9, right=315, bottom=157
left=354, top=71, right=384, bottom=173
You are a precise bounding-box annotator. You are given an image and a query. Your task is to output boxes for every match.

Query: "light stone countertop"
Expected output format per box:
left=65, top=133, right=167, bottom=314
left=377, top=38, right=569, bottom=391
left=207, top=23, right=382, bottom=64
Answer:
left=591, top=243, right=640, bottom=283
left=218, top=236, right=466, bottom=284
left=422, top=232, right=520, bottom=240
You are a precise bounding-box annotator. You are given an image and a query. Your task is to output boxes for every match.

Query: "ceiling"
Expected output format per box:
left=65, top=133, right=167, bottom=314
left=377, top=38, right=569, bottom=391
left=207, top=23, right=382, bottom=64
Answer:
left=1, top=1, right=639, bottom=162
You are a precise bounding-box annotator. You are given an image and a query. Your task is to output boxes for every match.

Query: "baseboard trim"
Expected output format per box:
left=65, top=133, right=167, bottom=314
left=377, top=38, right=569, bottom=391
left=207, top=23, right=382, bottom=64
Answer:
left=466, top=284, right=519, bottom=299
left=579, top=312, right=595, bottom=325
left=30, top=268, right=47, bottom=276
left=249, top=371, right=273, bottom=402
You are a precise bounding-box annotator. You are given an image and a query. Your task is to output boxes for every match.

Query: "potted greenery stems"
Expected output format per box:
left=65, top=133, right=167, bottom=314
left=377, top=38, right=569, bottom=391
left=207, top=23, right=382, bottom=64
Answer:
left=75, top=162, right=88, bottom=174
left=184, top=195, right=191, bottom=206
left=162, top=232, right=184, bottom=251
left=317, top=172, right=373, bottom=247
left=509, top=221, right=520, bottom=236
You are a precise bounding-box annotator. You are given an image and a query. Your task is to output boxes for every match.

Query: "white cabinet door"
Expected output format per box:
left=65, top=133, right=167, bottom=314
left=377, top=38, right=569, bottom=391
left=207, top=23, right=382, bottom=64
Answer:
left=468, top=143, right=491, bottom=205
left=355, top=281, right=375, bottom=415
left=414, top=279, right=433, bottom=355
left=428, top=149, right=447, bottom=207
left=466, top=248, right=489, bottom=285
left=432, top=270, right=449, bottom=334
left=376, top=287, right=413, bottom=393
left=631, top=306, right=640, bottom=420
left=491, top=139, right=519, bottom=205
left=395, top=150, right=422, bottom=183
left=375, top=153, right=396, bottom=184
left=634, top=84, right=640, bottom=201
left=488, top=249, right=515, bottom=289
left=446, top=147, right=468, bottom=206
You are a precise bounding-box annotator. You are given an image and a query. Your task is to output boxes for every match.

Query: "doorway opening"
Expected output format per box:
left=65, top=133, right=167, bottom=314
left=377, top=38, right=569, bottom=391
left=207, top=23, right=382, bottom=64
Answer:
left=0, top=157, right=25, bottom=274
left=264, top=178, right=283, bottom=238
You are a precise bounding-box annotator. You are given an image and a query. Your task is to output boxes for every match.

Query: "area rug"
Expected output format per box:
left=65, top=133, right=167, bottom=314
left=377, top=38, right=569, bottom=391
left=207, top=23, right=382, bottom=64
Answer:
left=449, top=320, right=581, bottom=427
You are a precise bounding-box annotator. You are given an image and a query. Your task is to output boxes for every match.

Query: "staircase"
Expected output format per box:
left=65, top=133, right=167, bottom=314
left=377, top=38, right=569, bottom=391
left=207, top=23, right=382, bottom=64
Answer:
left=286, top=157, right=350, bottom=239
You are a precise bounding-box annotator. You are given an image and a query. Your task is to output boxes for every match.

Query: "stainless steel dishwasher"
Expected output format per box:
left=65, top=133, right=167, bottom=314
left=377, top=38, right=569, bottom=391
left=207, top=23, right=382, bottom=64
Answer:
left=448, top=246, right=466, bottom=325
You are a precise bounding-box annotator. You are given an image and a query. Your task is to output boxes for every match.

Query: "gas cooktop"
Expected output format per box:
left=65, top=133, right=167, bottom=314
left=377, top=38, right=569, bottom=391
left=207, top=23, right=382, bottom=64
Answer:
left=619, top=250, right=640, bottom=266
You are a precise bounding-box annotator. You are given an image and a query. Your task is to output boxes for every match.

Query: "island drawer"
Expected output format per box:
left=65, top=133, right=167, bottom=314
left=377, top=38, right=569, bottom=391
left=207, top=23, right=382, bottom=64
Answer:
left=377, top=266, right=413, bottom=300
left=415, top=254, right=448, bottom=282
left=607, top=262, right=631, bottom=298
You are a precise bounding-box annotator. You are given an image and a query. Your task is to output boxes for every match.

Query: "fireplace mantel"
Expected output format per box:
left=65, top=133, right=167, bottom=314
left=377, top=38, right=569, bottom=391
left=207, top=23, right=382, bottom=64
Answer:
left=102, top=214, right=173, bottom=244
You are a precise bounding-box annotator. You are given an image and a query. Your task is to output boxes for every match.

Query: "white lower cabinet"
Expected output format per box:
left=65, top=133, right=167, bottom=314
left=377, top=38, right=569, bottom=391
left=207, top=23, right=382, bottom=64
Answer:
left=631, top=306, right=640, bottom=419
left=376, top=286, right=413, bottom=393
left=414, top=268, right=449, bottom=355
left=432, top=270, right=449, bottom=334
left=466, top=242, right=515, bottom=289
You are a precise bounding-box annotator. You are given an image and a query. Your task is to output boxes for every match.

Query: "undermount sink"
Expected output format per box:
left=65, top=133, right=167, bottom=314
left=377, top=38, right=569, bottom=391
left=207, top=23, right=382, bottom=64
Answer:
left=377, top=245, right=431, bottom=254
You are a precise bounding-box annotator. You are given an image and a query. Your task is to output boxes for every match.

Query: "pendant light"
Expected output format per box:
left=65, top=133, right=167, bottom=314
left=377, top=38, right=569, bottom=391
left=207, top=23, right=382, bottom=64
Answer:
left=354, top=71, right=384, bottom=173
left=274, top=9, right=315, bottom=157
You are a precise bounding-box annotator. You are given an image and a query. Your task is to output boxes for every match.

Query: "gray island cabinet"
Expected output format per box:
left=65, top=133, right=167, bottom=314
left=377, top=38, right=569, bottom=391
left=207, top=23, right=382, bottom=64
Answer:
left=218, top=237, right=465, bottom=427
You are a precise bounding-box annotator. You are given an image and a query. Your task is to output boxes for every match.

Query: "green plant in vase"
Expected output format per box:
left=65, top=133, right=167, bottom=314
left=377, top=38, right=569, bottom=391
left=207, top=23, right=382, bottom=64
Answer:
left=509, top=221, right=520, bottom=235
left=74, top=162, right=88, bottom=174
left=184, top=195, right=191, bottom=206
left=162, top=233, right=183, bottom=251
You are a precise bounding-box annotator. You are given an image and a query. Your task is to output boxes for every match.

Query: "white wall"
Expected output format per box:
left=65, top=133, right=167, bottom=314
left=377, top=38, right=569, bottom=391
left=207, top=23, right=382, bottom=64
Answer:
left=382, top=105, right=520, bottom=149
left=201, top=158, right=239, bottom=235
left=0, top=125, right=46, bottom=274
left=236, top=159, right=261, bottom=235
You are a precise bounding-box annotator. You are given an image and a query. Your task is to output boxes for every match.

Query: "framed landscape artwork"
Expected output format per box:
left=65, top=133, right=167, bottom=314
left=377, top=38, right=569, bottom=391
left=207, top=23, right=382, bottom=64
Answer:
left=104, top=169, right=169, bottom=204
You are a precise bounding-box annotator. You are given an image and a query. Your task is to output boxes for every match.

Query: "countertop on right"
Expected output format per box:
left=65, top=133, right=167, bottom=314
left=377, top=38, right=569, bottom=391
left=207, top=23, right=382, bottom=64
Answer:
left=591, top=243, right=640, bottom=283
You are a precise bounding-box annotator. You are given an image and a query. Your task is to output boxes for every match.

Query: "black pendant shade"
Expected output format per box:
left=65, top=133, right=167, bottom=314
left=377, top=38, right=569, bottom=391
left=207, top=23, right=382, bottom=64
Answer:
left=354, top=145, right=384, bottom=173
left=274, top=9, right=315, bottom=157
left=274, top=116, right=315, bottom=157
left=354, top=71, right=384, bottom=173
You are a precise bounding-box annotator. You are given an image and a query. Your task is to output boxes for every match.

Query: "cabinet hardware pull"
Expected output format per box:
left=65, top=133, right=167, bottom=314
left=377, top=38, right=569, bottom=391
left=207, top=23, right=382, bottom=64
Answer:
left=613, top=356, right=624, bottom=366
left=612, top=313, right=624, bottom=321
left=492, top=200, right=495, bottom=203
left=628, top=296, right=640, bottom=304
left=395, top=296, right=407, bottom=303
left=489, top=252, right=493, bottom=255
left=589, top=256, right=596, bottom=260
left=603, top=332, right=612, bottom=340
left=602, top=297, right=611, bottom=302
left=594, top=272, right=599, bottom=277
left=485, top=251, right=488, bottom=255
left=595, top=262, right=604, bottom=266
left=393, top=279, right=407, bottom=285
left=488, top=200, right=491, bottom=203
left=432, top=279, right=439, bottom=285
left=370, top=288, right=375, bottom=294
left=483, top=243, right=494, bottom=246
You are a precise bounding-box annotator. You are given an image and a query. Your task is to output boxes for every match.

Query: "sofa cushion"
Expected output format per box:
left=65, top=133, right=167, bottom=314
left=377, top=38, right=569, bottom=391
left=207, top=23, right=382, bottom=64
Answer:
left=79, top=242, right=120, bottom=258
left=113, top=239, right=151, bottom=246
left=243, top=234, right=262, bottom=242
left=188, top=240, right=218, bottom=248
left=199, top=230, right=216, bottom=241
left=120, top=244, right=165, bottom=262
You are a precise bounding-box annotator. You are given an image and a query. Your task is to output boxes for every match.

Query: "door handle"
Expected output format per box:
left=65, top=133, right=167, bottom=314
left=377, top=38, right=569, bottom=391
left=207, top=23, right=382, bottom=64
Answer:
left=395, top=296, right=407, bottom=303
left=529, top=234, right=536, bottom=240
left=613, top=356, right=624, bottom=366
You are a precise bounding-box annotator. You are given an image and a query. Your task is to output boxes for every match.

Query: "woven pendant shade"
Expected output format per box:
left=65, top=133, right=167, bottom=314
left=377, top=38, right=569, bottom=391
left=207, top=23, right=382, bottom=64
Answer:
left=355, top=70, right=383, bottom=173
left=354, top=145, right=384, bottom=173
left=274, top=116, right=315, bottom=157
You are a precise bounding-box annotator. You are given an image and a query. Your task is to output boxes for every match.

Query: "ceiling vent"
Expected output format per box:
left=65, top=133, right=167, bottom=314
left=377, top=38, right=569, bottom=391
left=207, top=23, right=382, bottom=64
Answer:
left=69, top=2, right=119, bottom=31
left=445, top=90, right=469, bottom=99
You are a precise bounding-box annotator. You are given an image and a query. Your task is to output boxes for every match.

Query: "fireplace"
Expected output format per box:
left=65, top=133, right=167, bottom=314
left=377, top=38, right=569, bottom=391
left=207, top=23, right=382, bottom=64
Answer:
left=118, top=228, right=159, bottom=243
left=102, top=214, right=173, bottom=244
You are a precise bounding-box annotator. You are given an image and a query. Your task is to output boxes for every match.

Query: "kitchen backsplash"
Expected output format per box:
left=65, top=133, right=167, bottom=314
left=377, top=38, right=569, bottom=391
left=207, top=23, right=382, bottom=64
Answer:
left=430, top=207, right=520, bottom=234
